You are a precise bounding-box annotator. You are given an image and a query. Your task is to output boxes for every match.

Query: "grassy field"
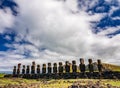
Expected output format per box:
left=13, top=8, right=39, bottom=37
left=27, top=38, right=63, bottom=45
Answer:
left=0, top=74, right=5, bottom=78
left=0, top=77, right=120, bottom=88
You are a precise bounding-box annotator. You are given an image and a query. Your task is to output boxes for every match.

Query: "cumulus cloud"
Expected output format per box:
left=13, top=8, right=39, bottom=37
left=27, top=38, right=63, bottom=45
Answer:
left=0, top=0, right=120, bottom=71
left=0, top=8, right=15, bottom=33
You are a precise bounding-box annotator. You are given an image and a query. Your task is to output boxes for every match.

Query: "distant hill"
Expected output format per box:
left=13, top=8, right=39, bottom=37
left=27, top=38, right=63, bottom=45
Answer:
left=92, top=62, right=120, bottom=72
left=102, top=63, right=120, bottom=71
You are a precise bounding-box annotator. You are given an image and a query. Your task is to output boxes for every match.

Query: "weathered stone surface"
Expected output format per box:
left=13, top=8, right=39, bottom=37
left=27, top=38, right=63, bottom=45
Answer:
left=65, top=61, right=70, bottom=73
left=72, top=60, right=77, bottom=73
left=58, top=62, right=63, bottom=73
left=37, top=65, right=40, bottom=74
left=47, top=63, right=52, bottom=74
left=13, top=66, right=16, bottom=75
left=53, top=63, right=57, bottom=73
left=42, top=64, right=46, bottom=74
left=22, top=65, right=25, bottom=74
left=88, top=59, right=94, bottom=73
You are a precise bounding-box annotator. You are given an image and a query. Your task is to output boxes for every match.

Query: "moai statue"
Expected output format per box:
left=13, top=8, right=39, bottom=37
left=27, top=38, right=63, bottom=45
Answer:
left=79, top=58, right=86, bottom=73
left=13, top=66, right=16, bottom=75
left=31, top=61, right=36, bottom=74
left=17, top=63, right=21, bottom=75
left=65, top=61, right=70, bottom=73
left=42, top=64, right=46, bottom=74
left=88, top=59, right=94, bottom=73
left=72, top=60, right=77, bottom=73
left=48, top=63, right=52, bottom=74
left=53, top=63, right=57, bottom=73
left=58, top=62, right=63, bottom=73
left=37, top=65, right=40, bottom=74
left=22, top=65, right=25, bottom=74
left=26, top=65, right=30, bottom=74
left=97, top=59, right=103, bottom=72
left=58, top=62, right=63, bottom=78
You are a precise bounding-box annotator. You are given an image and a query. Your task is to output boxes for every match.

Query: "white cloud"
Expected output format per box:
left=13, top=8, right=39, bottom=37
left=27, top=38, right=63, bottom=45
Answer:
left=97, top=26, right=120, bottom=36
left=0, top=8, right=15, bottom=33
left=0, top=0, right=120, bottom=71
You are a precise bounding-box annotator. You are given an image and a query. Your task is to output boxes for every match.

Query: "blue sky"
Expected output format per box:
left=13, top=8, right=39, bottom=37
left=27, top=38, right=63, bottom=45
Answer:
left=0, top=0, right=120, bottom=71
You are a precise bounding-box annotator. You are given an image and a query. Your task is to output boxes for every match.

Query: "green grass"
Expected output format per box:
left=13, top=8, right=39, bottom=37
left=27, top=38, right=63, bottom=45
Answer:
left=0, top=74, right=5, bottom=78
left=0, top=78, right=120, bottom=88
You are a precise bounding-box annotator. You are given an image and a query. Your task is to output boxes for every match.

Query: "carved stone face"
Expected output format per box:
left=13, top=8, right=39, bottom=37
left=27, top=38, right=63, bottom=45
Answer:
left=43, top=64, right=46, bottom=68
left=97, top=59, right=101, bottom=64
left=80, top=58, right=84, bottom=64
left=48, top=63, right=51, bottom=67
left=59, top=62, right=62, bottom=66
left=72, top=60, right=76, bottom=65
left=18, top=63, right=21, bottom=68
left=65, top=61, right=69, bottom=65
left=23, top=65, right=25, bottom=68
left=27, top=65, right=29, bottom=68
left=32, top=61, right=35, bottom=66
left=14, top=66, right=16, bottom=69
left=54, top=63, right=57, bottom=67
left=37, top=65, right=40, bottom=68
left=88, top=59, right=92, bottom=64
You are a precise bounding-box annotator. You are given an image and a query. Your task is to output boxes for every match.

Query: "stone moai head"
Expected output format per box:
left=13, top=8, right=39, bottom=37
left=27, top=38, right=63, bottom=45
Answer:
left=32, top=61, right=35, bottom=66
left=48, top=63, right=51, bottom=67
left=18, top=63, right=21, bottom=68
left=42, top=64, right=46, bottom=74
left=23, top=65, right=25, bottom=69
left=37, top=64, right=40, bottom=74
left=48, top=63, right=52, bottom=73
left=43, top=64, right=46, bottom=68
left=37, top=64, right=40, bottom=68
left=14, top=66, right=16, bottom=69
left=65, top=61, right=69, bottom=65
left=80, top=58, right=84, bottom=64
left=65, top=61, right=70, bottom=73
left=26, top=65, right=30, bottom=74
left=22, top=65, right=25, bottom=74
left=72, top=60, right=76, bottom=65
left=53, top=63, right=57, bottom=73
left=59, top=62, right=63, bottom=66
left=27, top=65, right=29, bottom=69
left=88, top=59, right=92, bottom=64
left=13, top=66, right=16, bottom=75
left=17, top=63, right=21, bottom=74
left=72, top=60, right=77, bottom=73
left=58, top=62, right=63, bottom=73
left=31, top=61, right=35, bottom=74
left=53, top=63, right=57, bottom=67
left=97, top=59, right=101, bottom=64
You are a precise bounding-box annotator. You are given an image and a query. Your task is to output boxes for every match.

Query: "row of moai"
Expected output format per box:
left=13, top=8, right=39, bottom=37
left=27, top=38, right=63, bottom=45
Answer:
left=12, top=58, right=120, bottom=79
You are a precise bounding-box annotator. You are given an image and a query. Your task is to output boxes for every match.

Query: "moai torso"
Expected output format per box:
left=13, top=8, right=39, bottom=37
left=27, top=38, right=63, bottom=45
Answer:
left=37, top=65, right=40, bottom=74
left=22, top=65, right=25, bottom=74
left=65, top=61, right=70, bottom=73
left=48, top=63, right=52, bottom=73
left=31, top=61, right=35, bottom=74
left=53, top=63, right=57, bottom=73
left=13, top=66, right=16, bottom=75
left=79, top=58, right=86, bottom=72
left=72, top=60, right=77, bottom=73
left=26, top=65, right=30, bottom=74
left=42, top=64, right=46, bottom=74
left=97, top=59, right=103, bottom=72
left=17, top=63, right=21, bottom=75
left=58, top=62, right=63, bottom=73
left=88, top=59, right=94, bottom=72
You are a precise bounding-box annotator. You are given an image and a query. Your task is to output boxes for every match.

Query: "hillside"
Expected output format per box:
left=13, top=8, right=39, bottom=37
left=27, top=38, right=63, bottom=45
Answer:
left=102, top=63, right=120, bottom=71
